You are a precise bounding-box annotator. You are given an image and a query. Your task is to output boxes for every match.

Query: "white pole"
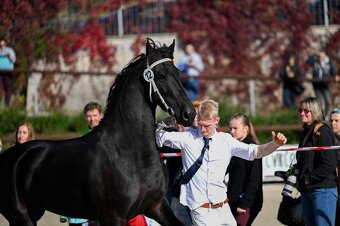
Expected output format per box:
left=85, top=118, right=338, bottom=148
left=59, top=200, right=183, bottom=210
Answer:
left=249, top=79, right=256, bottom=117
left=323, top=0, right=329, bottom=30
left=117, top=7, right=124, bottom=37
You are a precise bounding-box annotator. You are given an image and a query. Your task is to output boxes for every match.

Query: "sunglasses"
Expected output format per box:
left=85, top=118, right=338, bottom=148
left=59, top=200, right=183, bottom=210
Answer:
left=298, top=108, right=311, bottom=114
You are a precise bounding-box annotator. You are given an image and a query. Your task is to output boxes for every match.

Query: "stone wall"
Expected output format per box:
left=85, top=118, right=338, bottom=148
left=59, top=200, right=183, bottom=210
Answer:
left=26, top=34, right=183, bottom=115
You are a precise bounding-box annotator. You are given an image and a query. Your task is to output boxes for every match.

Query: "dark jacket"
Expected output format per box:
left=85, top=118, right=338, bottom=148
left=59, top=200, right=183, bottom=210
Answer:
left=296, top=121, right=337, bottom=192
left=335, top=133, right=340, bottom=146
left=279, top=63, right=303, bottom=91
left=227, top=135, right=263, bottom=210
left=305, top=54, right=337, bottom=89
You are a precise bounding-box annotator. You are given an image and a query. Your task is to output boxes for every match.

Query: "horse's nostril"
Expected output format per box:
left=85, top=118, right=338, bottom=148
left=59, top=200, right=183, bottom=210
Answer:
left=182, top=111, right=190, bottom=122
left=181, top=108, right=195, bottom=126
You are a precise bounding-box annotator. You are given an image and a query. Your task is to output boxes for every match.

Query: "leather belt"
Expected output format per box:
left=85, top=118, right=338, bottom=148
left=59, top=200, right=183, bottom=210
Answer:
left=201, top=198, right=228, bottom=209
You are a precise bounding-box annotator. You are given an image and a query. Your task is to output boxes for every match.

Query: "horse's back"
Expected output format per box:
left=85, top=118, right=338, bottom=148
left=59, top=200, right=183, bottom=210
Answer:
left=0, top=139, right=96, bottom=214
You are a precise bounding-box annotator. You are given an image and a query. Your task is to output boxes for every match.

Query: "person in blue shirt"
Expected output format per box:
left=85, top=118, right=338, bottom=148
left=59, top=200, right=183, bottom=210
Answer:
left=0, top=37, right=16, bottom=106
left=177, top=44, right=204, bottom=101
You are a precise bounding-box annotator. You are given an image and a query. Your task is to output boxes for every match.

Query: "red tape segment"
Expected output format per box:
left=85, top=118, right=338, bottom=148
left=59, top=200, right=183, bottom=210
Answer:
left=160, top=153, right=182, bottom=158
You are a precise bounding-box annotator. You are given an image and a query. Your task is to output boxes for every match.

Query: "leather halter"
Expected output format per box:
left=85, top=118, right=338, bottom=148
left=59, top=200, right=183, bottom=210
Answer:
left=143, top=57, right=174, bottom=115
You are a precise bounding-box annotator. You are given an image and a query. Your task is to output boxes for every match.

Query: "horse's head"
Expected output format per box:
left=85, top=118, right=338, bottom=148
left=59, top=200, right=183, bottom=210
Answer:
left=143, top=38, right=195, bottom=126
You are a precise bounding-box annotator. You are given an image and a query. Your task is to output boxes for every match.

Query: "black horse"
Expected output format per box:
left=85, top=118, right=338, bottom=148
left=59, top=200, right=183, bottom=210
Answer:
left=0, top=38, right=195, bottom=226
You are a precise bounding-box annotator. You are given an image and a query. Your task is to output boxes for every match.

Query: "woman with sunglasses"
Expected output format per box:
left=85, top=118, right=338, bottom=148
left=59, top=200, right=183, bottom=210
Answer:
left=295, top=97, right=337, bottom=226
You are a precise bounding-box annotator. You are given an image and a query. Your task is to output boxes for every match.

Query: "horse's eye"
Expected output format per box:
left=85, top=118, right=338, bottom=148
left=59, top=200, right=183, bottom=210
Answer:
left=157, top=74, right=166, bottom=81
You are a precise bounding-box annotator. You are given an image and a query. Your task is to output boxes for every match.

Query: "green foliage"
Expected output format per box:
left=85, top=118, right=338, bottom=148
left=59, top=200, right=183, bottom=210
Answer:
left=29, top=112, right=86, bottom=135
left=251, top=109, right=301, bottom=144
left=256, top=130, right=301, bottom=145
left=218, top=99, right=246, bottom=128
left=0, top=108, right=86, bottom=138
left=0, top=108, right=26, bottom=136
left=0, top=104, right=302, bottom=147
left=215, top=100, right=301, bottom=144
left=251, top=108, right=300, bottom=125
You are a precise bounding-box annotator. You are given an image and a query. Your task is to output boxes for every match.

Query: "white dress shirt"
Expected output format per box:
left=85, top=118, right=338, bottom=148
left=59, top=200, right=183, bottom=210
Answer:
left=156, top=127, right=259, bottom=210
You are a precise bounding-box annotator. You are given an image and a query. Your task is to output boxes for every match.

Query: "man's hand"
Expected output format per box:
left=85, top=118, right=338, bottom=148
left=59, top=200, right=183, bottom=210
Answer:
left=272, top=131, right=287, bottom=146
left=156, top=117, right=177, bottom=132
left=236, top=207, right=247, bottom=214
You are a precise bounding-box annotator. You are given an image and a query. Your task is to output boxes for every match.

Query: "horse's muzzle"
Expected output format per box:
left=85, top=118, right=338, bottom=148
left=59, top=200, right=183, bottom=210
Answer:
left=179, top=107, right=196, bottom=127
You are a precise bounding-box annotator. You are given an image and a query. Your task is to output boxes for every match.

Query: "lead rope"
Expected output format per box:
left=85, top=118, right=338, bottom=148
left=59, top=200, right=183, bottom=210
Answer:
left=143, top=57, right=174, bottom=115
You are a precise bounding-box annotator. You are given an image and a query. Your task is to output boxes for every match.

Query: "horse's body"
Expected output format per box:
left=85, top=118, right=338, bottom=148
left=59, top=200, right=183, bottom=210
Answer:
left=0, top=39, right=195, bottom=226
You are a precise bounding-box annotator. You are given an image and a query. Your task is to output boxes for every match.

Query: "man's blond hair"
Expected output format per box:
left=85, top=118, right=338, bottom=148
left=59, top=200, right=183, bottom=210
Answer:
left=198, top=100, right=219, bottom=120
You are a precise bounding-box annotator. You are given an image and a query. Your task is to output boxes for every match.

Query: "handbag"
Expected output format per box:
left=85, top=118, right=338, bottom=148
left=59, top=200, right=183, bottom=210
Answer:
left=277, top=196, right=304, bottom=226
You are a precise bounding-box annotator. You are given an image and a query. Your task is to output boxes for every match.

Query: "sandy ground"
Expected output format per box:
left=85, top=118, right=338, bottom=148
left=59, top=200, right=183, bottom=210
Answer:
left=0, top=184, right=285, bottom=226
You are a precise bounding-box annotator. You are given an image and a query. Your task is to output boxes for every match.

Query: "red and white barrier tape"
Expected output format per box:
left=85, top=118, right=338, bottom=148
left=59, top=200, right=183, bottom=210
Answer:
left=277, top=145, right=340, bottom=152
left=160, top=145, right=340, bottom=158
left=160, top=153, right=182, bottom=158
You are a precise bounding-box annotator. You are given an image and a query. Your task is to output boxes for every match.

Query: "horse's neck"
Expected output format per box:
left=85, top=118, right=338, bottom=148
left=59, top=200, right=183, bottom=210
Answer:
left=100, top=82, right=156, bottom=137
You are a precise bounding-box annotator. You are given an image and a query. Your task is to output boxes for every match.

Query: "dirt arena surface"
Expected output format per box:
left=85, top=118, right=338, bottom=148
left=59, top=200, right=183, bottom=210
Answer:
left=0, top=184, right=285, bottom=226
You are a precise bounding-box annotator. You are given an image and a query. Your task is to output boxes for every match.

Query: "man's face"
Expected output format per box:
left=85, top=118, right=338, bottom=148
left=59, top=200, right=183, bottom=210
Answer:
left=85, top=109, right=102, bottom=129
left=197, top=116, right=219, bottom=137
left=330, top=112, right=340, bottom=135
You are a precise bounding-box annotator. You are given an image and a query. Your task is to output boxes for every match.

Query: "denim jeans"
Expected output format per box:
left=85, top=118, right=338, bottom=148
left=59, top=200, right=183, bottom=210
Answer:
left=183, top=78, right=199, bottom=101
left=282, top=87, right=297, bottom=108
left=301, top=187, right=338, bottom=226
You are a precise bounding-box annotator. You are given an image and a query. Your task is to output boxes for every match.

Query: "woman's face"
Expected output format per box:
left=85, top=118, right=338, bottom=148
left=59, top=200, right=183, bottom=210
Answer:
left=330, top=112, right=340, bottom=135
left=17, top=125, right=29, bottom=144
left=229, top=118, right=248, bottom=141
left=299, top=107, right=313, bottom=125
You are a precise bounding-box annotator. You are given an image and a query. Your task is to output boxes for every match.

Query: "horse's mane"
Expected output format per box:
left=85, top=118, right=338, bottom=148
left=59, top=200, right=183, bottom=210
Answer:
left=105, top=53, right=146, bottom=110
left=105, top=39, right=173, bottom=114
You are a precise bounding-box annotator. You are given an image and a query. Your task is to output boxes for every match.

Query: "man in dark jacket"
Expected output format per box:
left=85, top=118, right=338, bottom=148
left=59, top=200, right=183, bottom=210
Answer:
left=305, top=50, right=337, bottom=117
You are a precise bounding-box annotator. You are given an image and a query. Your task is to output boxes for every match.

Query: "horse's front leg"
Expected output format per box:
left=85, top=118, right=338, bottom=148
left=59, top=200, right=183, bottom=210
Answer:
left=144, top=197, right=185, bottom=226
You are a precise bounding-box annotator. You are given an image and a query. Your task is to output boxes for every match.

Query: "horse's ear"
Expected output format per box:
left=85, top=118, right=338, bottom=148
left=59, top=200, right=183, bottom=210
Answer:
left=168, top=39, right=175, bottom=56
left=146, top=38, right=153, bottom=56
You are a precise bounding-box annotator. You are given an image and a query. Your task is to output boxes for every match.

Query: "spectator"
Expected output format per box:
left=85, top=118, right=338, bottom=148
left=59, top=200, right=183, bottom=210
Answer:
left=279, top=55, right=304, bottom=108
left=329, top=107, right=340, bottom=226
left=306, top=49, right=337, bottom=117
left=15, top=122, right=35, bottom=145
left=295, top=97, right=337, bottom=226
left=61, top=102, right=104, bottom=226
left=61, top=101, right=147, bottom=226
left=330, top=107, right=340, bottom=143
left=164, top=101, right=202, bottom=226
left=177, top=44, right=204, bottom=101
left=0, top=37, right=16, bottom=107
left=82, top=101, right=104, bottom=134
left=156, top=99, right=287, bottom=226
left=227, top=113, right=263, bottom=226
